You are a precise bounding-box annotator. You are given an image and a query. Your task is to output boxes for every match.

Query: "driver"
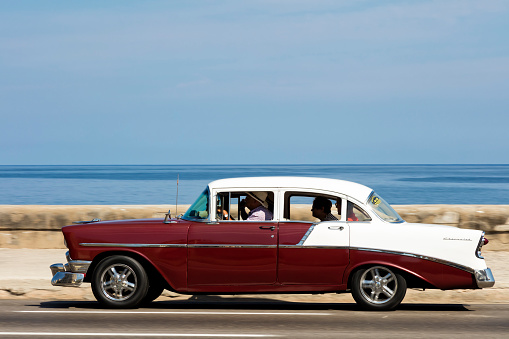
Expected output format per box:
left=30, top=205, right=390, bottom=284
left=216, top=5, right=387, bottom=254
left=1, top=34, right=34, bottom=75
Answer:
left=240, top=192, right=273, bottom=221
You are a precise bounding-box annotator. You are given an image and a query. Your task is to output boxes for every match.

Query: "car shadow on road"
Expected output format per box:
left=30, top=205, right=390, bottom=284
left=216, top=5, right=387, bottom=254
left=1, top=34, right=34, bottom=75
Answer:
left=33, top=295, right=471, bottom=312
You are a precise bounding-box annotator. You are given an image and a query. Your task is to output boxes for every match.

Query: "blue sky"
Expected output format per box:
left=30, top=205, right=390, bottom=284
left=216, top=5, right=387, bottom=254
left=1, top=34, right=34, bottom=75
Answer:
left=1, top=0, right=508, bottom=165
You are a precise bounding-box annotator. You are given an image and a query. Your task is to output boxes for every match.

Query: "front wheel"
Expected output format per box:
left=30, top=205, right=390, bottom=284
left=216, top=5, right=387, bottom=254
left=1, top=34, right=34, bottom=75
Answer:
left=351, top=265, right=407, bottom=311
left=91, top=255, right=149, bottom=308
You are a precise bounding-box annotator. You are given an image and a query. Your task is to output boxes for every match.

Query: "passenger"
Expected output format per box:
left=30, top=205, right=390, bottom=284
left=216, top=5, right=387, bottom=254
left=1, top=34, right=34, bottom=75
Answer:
left=347, top=201, right=359, bottom=221
left=240, top=192, right=273, bottom=221
left=312, top=197, right=338, bottom=221
left=335, top=199, right=341, bottom=217
left=217, top=207, right=233, bottom=220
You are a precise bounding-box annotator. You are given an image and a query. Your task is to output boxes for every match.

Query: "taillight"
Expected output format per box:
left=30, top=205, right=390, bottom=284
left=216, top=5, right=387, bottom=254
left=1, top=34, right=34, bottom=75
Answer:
left=476, top=232, right=487, bottom=259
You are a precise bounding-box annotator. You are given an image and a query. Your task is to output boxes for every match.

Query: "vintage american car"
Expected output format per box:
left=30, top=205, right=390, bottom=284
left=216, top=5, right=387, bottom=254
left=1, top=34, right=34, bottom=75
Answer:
left=50, top=177, right=495, bottom=310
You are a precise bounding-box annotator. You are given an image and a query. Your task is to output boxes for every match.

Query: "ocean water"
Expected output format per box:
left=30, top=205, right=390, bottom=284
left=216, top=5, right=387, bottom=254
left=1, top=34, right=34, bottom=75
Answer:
left=0, top=165, right=508, bottom=205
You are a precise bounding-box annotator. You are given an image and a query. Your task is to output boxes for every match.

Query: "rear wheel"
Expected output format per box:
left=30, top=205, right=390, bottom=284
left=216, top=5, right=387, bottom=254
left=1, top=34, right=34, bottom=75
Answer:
left=92, top=255, right=149, bottom=308
left=142, top=280, right=165, bottom=305
left=351, top=265, right=407, bottom=311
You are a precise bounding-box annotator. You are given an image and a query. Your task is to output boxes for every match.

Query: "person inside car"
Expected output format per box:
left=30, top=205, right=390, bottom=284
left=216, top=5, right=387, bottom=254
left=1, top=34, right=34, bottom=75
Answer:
left=336, top=199, right=359, bottom=221
left=312, top=197, right=338, bottom=221
left=347, top=201, right=359, bottom=221
left=240, top=192, right=273, bottom=221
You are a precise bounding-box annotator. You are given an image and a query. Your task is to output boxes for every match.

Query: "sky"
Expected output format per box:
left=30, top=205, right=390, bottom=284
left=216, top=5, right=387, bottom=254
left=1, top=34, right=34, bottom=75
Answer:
left=1, top=0, right=508, bottom=165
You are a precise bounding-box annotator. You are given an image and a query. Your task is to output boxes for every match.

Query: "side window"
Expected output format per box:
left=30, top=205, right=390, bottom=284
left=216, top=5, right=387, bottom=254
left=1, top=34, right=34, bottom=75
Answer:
left=286, top=195, right=316, bottom=222
left=347, top=201, right=371, bottom=222
left=216, top=191, right=274, bottom=221
left=284, top=192, right=341, bottom=222
left=216, top=192, right=236, bottom=220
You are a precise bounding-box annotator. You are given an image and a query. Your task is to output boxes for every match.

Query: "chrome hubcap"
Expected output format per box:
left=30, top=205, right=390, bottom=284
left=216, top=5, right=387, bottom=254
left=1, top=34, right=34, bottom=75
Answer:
left=100, top=264, right=137, bottom=301
left=359, top=266, right=397, bottom=304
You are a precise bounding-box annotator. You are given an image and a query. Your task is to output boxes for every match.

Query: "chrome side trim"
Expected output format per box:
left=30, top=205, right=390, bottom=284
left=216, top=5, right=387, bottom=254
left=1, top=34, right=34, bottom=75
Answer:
left=80, top=243, right=278, bottom=249
left=279, top=245, right=349, bottom=249
left=77, top=242, right=478, bottom=275
left=297, top=225, right=315, bottom=245
left=80, top=243, right=187, bottom=248
left=475, top=268, right=495, bottom=288
left=351, top=247, right=475, bottom=274
left=188, top=244, right=277, bottom=249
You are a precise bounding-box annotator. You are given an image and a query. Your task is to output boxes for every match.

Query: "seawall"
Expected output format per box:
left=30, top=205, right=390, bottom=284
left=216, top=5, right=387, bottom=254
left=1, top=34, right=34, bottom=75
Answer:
left=0, top=205, right=508, bottom=250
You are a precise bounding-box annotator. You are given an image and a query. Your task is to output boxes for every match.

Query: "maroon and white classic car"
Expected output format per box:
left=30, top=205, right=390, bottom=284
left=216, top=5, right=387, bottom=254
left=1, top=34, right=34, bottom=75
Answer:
left=50, top=177, right=495, bottom=310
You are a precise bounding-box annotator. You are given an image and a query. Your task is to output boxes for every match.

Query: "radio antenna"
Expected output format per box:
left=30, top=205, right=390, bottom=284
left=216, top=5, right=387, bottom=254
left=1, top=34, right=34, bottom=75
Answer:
left=175, top=174, right=179, bottom=218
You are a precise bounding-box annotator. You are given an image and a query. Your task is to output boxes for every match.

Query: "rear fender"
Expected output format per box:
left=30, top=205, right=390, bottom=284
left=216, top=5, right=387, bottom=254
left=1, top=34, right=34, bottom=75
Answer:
left=345, top=250, right=477, bottom=289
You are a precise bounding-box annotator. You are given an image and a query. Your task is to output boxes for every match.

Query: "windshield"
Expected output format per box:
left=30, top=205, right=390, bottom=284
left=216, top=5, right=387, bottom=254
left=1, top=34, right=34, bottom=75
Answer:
left=368, top=192, right=404, bottom=223
left=182, top=187, right=210, bottom=221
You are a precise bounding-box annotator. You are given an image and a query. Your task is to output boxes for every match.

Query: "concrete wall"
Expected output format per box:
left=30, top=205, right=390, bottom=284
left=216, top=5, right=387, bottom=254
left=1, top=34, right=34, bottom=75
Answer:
left=0, top=205, right=508, bottom=250
left=0, top=205, right=175, bottom=249
left=395, top=205, right=509, bottom=250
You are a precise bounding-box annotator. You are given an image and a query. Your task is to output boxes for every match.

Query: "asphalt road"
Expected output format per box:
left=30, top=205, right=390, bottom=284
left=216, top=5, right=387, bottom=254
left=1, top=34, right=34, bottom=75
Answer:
left=0, top=299, right=507, bottom=338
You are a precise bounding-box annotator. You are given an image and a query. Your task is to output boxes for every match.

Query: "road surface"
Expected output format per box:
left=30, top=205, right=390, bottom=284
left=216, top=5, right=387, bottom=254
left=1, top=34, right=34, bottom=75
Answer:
left=0, top=299, right=507, bottom=338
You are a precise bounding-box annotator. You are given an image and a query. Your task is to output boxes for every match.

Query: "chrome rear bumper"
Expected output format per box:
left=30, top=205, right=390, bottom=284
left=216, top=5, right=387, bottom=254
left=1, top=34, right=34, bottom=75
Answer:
left=475, top=268, right=495, bottom=288
left=50, top=252, right=91, bottom=287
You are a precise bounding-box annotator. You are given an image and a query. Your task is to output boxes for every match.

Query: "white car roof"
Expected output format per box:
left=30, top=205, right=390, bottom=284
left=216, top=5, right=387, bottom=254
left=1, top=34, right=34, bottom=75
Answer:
left=208, top=177, right=374, bottom=203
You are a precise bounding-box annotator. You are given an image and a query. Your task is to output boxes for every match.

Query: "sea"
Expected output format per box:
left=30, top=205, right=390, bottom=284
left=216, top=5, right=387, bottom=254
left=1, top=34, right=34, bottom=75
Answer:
left=0, top=165, right=508, bottom=205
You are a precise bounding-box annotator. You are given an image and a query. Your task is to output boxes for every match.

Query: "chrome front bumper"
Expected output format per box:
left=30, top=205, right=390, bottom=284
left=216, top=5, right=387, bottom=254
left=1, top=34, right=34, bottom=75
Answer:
left=475, top=268, right=495, bottom=288
left=50, top=251, right=92, bottom=287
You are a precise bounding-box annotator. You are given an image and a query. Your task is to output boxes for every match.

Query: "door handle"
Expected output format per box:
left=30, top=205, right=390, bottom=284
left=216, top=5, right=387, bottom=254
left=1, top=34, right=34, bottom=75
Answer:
left=259, top=226, right=276, bottom=231
left=328, top=226, right=344, bottom=230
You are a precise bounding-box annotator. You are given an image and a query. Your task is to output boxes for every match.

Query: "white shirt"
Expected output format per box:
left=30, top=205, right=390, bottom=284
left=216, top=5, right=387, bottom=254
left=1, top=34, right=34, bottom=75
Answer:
left=247, top=206, right=273, bottom=221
